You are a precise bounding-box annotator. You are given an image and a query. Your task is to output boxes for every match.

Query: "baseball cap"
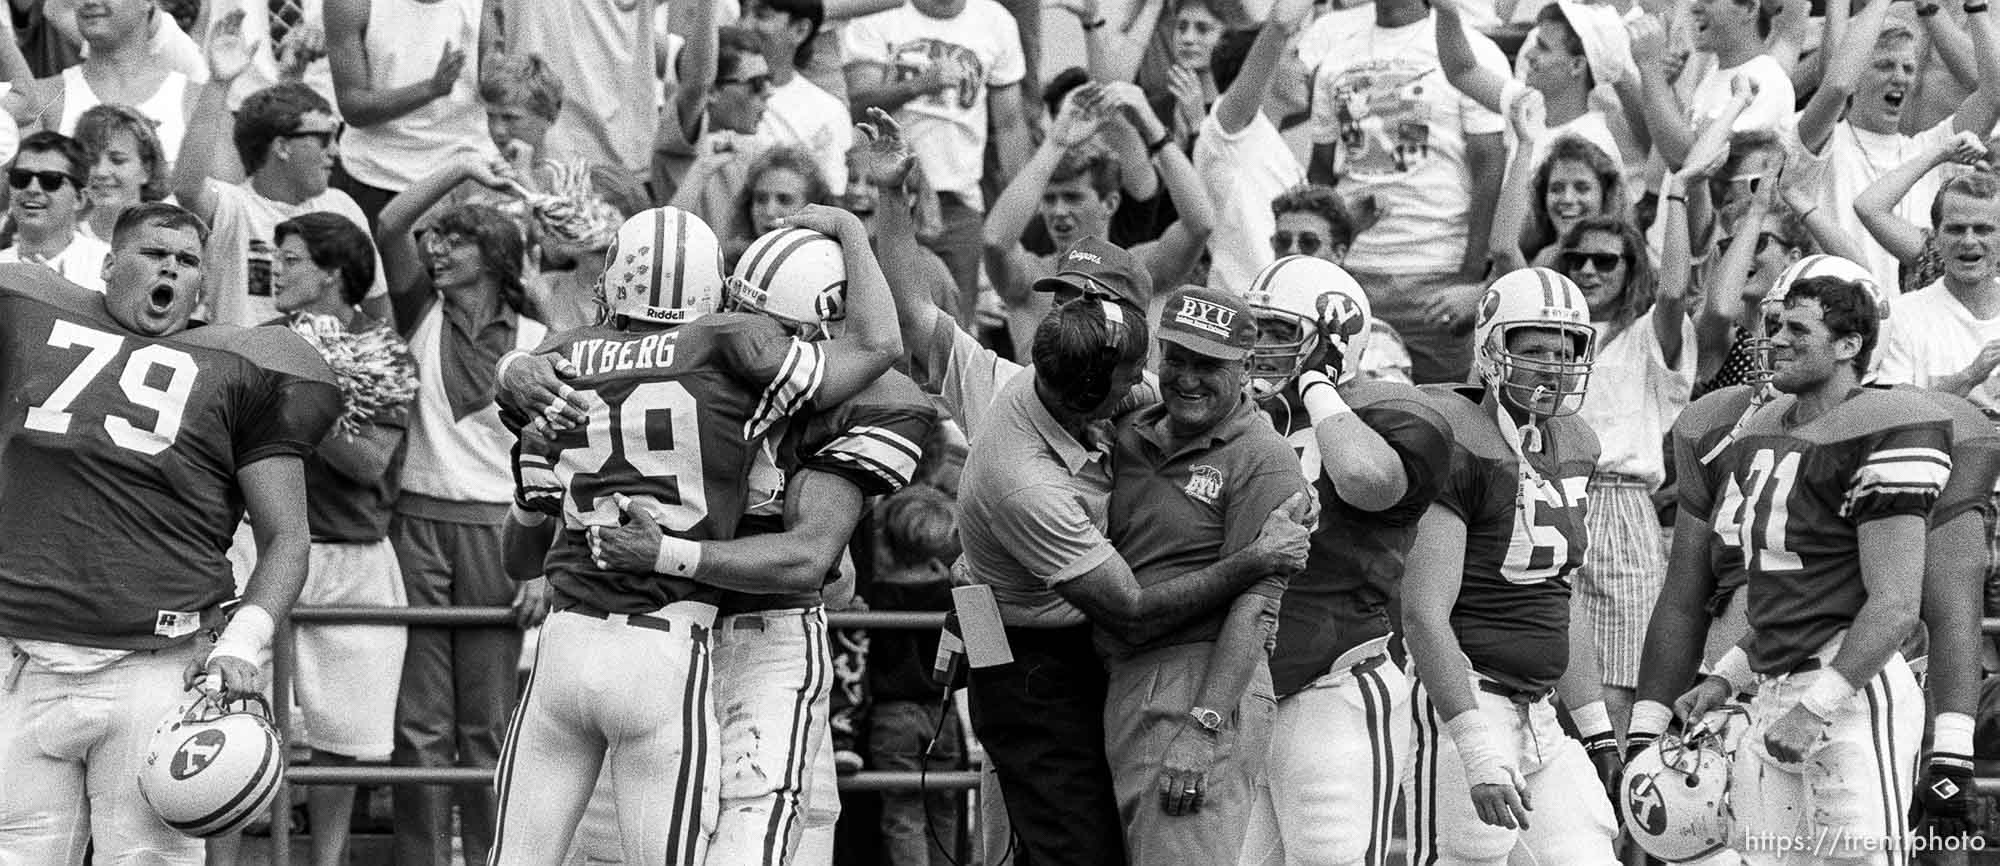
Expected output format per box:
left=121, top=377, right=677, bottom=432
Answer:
left=1157, top=285, right=1258, bottom=362
left=1032, top=237, right=1153, bottom=312
left=1554, top=1, right=1636, bottom=89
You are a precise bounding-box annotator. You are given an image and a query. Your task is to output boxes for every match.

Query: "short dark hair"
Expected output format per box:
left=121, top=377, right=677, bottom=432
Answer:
left=1532, top=136, right=1625, bottom=250
left=75, top=104, right=170, bottom=203
left=1269, top=184, right=1355, bottom=250
left=1559, top=216, right=1654, bottom=332
left=1031, top=295, right=1151, bottom=401
left=112, top=201, right=210, bottom=248
left=1783, top=275, right=1880, bottom=375
left=1049, top=149, right=1119, bottom=200
left=14, top=131, right=89, bottom=186
left=1041, top=66, right=1092, bottom=119
left=716, top=27, right=767, bottom=84
left=758, top=0, right=825, bottom=68
left=233, top=83, right=335, bottom=174
left=274, top=212, right=377, bottom=305
left=479, top=52, right=565, bottom=123
left=425, top=204, right=526, bottom=312
left=875, top=483, right=959, bottom=569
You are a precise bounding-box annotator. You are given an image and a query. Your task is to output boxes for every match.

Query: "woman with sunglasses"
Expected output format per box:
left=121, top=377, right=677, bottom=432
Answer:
left=1553, top=211, right=1697, bottom=737
left=0, top=131, right=109, bottom=292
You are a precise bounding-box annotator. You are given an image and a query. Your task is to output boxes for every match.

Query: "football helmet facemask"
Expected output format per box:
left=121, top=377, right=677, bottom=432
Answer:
left=139, top=693, right=286, bottom=838
left=1244, top=256, right=1373, bottom=399
left=1620, top=717, right=1740, bottom=863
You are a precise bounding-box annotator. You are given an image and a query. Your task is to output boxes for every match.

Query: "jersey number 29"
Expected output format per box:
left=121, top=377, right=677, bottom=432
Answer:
left=1713, top=447, right=1804, bottom=572
left=554, top=381, right=711, bottom=531
left=24, top=320, right=197, bottom=456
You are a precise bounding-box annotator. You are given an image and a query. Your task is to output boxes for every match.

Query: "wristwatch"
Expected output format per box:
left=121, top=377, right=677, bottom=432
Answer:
left=1187, top=707, right=1224, bottom=734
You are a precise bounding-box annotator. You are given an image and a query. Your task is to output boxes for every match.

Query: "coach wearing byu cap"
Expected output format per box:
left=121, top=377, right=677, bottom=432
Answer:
left=1099, top=285, right=1314, bottom=864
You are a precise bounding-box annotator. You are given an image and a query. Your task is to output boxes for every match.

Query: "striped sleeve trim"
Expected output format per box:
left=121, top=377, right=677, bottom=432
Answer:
left=745, top=338, right=826, bottom=441
left=1841, top=447, right=1952, bottom=518
left=814, top=425, right=925, bottom=491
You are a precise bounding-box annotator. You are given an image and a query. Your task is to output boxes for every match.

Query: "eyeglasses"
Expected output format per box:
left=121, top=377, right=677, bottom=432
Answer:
left=1716, top=231, right=1784, bottom=258
left=718, top=74, right=773, bottom=96
left=1560, top=250, right=1625, bottom=273
left=278, top=123, right=345, bottom=149
left=1271, top=231, right=1327, bottom=257
left=8, top=169, right=76, bottom=193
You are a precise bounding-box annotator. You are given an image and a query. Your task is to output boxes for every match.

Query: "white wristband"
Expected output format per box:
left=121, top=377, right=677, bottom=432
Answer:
left=1797, top=669, right=1857, bottom=721
left=655, top=536, right=703, bottom=578
left=1445, top=709, right=1513, bottom=788
left=1298, top=371, right=1352, bottom=425
left=1570, top=700, right=1613, bottom=740
left=498, top=349, right=532, bottom=381
left=1935, top=711, right=1976, bottom=756
left=1709, top=646, right=1753, bottom=694
left=508, top=503, right=548, bottom=528
left=208, top=604, right=275, bottom=667
left=1630, top=700, right=1675, bottom=739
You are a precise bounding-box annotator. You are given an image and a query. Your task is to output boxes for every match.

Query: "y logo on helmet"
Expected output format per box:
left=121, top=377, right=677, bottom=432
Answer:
left=815, top=280, right=849, bottom=322
left=1317, top=293, right=1367, bottom=342
left=1477, top=289, right=1503, bottom=326
left=170, top=729, right=229, bottom=780
left=1626, top=773, right=1668, bottom=836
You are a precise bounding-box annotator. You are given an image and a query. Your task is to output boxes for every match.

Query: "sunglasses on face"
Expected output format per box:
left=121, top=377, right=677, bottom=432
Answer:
left=1271, top=231, right=1327, bottom=257
left=718, top=74, right=773, bottom=96
left=1560, top=250, right=1625, bottom=273
left=1716, top=231, right=1783, bottom=258
left=278, top=122, right=346, bottom=149
left=8, top=169, right=76, bottom=193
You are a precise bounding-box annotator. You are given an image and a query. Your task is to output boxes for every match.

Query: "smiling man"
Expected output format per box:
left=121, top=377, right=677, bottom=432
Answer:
left=0, top=132, right=109, bottom=292
left=1098, top=285, right=1311, bottom=865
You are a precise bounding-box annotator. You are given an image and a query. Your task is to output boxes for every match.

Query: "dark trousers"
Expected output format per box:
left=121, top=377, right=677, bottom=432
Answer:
left=331, top=162, right=398, bottom=234
left=389, top=512, right=520, bottom=866
left=966, top=624, right=1126, bottom=866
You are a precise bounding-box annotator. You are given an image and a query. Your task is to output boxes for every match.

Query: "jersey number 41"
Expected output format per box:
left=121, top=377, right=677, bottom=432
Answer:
left=1713, top=447, right=1804, bottom=572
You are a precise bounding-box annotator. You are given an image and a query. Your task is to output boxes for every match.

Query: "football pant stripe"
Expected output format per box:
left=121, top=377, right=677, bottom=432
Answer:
left=1359, top=663, right=1393, bottom=866
left=1866, top=670, right=1911, bottom=866
left=669, top=636, right=705, bottom=866
left=760, top=610, right=832, bottom=865
left=1411, top=679, right=1441, bottom=866
left=488, top=642, right=545, bottom=859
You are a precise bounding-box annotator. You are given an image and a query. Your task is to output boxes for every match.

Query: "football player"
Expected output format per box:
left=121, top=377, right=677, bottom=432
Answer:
left=1238, top=256, right=1454, bottom=866
left=0, top=202, right=342, bottom=864
left=1401, top=267, right=1622, bottom=866
left=485, top=204, right=903, bottom=866
left=1675, top=273, right=1945, bottom=865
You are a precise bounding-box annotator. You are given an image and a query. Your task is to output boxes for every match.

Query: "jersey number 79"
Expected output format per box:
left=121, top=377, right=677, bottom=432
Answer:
left=1712, top=447, right=1804, bottom=572
left=23, top=320, right=197, bottom=456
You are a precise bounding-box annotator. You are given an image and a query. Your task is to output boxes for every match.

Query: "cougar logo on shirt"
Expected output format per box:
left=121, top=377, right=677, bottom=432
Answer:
left=1175, top=297, right=1237, bottom=337
left=1184, top=465, right=1223, bottom=504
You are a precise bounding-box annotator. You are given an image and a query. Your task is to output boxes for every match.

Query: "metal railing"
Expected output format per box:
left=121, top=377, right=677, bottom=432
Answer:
left=266, top=606, right=978, bottom=866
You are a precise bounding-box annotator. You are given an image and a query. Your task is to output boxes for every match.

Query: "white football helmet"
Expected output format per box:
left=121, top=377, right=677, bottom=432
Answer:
left=597, top=207, right=725, bottom=326
left=1750, top=254, right=1886, bottom=386
left=1620, top=718, right=1740, bottom=863
left=1473, top=267, right=1597, bottom=417
left=140, top=694, right=286, bottom=838
left=728, top=226, right=848, bottom=341
left=1244, top=256, right=1373, bottom=398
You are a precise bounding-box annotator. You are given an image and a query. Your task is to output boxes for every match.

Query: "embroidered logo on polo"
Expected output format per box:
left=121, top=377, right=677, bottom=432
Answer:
left=1184, top=465, right=1223, bottom=504
left=1174, top=297, right=1237, bottom=338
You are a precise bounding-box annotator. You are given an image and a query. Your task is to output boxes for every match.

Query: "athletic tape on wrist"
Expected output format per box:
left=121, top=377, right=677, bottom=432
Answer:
left=1571, top=701, right=1613, bottom=740
left=1935, top=712, right=1976, bottom=758
left=498, top=349, right=532, bottom=381
left=1298, top=372, right=1352, bottom=425
left=1446, top=710, right=1513, bottom=788
left=1629, top=700, right=1674, bottom=739
left=209, top=604, right=275, bottom=667
left=655, top=536, right=703, bottom=578
left=1710, top=646, right=1753, bottom=694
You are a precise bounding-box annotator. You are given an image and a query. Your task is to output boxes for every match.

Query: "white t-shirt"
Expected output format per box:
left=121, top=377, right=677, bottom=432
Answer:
left=201, top=179, right=384, bottom=327
left=1575, top=313, right=1695, bottom=485
left=338, top=0, right=495, bottom=191
left=1299, top=11, right=1508, bottom=274
left=507, top=0, right=657, bottom=176
left=756, top=76, right=854, bottom=193
left=1683, top=53, right=1796, bottom=136
left=842, top=0, right=1026, bottom=206
left=1194, top=109, right=1303, bottom=295
left=0, top=232, right=109, bottom=292
left=1804, top=119, right=1956, bottom=293
left=1875, top=279, right=2000, bottom=413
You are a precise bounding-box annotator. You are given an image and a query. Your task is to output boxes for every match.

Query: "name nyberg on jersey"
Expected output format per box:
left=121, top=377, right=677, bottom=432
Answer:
left=533, top=312, right=827, bottom=614
left=0, top=265, right=340, bottom=650
left=1701, top=388, right=1951, bottom=676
